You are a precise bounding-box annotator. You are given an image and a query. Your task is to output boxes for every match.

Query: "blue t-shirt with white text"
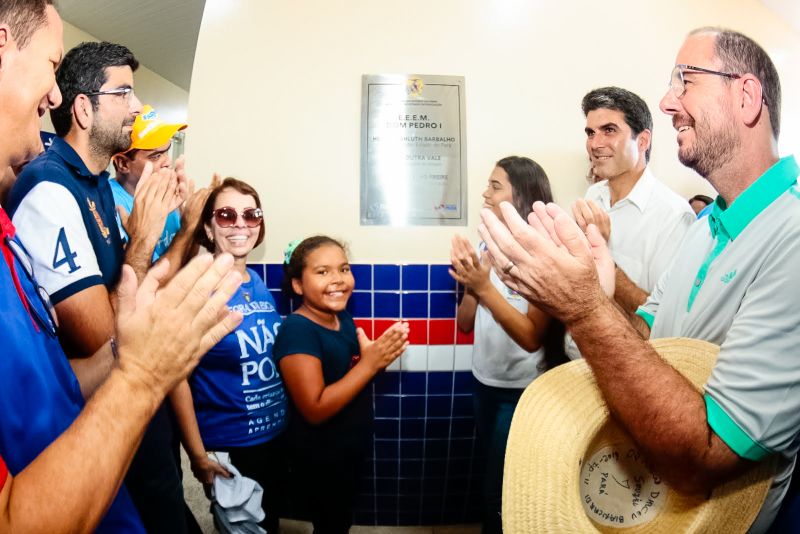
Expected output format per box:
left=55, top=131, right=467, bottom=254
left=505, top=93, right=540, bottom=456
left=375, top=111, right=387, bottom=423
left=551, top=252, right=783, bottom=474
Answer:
left=190, top=269, right=288, bottom=449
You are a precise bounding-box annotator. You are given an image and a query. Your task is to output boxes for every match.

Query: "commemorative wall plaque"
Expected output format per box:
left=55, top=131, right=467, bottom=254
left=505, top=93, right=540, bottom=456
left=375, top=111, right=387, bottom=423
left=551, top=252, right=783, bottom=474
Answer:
left=360, top=74, right=467, bottom=226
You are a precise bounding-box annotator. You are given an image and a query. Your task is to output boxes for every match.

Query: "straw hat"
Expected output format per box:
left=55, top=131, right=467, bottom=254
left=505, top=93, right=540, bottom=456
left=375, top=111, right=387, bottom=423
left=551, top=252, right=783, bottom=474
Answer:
left=503, top=337, right=776, bottom=533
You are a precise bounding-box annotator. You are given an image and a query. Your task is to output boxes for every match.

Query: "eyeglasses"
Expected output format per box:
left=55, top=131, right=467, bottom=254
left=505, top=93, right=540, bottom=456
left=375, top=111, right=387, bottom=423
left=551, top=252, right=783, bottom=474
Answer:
left=5, top=236, right=58, bottom=336
left=84, top=87, right=134, bottom=100
left=213, top=207, right=264, bottom=228
left=669, top=64, right=740, bottom=98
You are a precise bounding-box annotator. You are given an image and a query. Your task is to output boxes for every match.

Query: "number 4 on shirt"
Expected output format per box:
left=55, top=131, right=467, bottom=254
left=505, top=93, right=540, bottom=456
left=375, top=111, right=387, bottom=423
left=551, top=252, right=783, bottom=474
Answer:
left=52, top=227, right=80, bottom=273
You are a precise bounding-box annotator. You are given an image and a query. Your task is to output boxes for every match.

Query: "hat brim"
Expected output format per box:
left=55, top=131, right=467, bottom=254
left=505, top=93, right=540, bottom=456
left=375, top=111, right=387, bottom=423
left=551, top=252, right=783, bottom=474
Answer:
left=503, top=337, right=775, bottom=533
left=129, top=123, right=187, bottom=151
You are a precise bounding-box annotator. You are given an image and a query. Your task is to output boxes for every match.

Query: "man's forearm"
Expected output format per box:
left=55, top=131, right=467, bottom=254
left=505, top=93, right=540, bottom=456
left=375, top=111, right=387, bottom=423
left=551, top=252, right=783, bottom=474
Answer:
left=568, top=297, right=742, bottom=492
left=0, top=367, right=162, bottom=534
left=614, top=265, right=649, bottom=315
left=69, top=342, right=115, bottom=399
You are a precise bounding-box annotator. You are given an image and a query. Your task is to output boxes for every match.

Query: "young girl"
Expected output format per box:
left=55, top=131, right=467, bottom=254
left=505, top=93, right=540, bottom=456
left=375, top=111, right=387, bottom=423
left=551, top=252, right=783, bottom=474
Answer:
left=274, top=236, right=409, bottom=533
left=450, top=156, right=566, bottom=534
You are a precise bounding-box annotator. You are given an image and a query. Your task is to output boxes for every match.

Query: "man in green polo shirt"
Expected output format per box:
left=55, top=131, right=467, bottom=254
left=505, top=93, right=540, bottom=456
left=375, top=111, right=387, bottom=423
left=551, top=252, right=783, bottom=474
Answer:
left=478, top=27, right=798, bottom=533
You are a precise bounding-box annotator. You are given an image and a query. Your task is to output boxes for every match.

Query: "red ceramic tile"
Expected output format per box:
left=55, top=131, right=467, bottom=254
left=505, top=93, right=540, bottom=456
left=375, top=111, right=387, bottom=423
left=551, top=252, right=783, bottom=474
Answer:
left=456, top=327, right=474, bottom=345
left=429, top=319, right=456, bottom=345
left=373, top=319, right=396, bottom=338
left=406, top=319, right=428, bottom=344
left=354, top=319, right=373, bottom=338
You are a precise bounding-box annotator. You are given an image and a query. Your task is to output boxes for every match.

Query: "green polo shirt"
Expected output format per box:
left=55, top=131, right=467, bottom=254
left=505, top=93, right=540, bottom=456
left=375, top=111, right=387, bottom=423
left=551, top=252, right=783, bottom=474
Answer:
left=637, top=155, right=800, bottom=532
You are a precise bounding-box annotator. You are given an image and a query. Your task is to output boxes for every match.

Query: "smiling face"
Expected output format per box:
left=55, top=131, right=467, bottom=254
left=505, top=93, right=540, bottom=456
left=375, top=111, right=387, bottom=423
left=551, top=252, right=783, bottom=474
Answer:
left=0, top=5, right=63, bottom=168
left=482, top=166, right=514, bottom=222
left=88, top=65, right=142, bottom=156
left=204, top=187, right=262, bottom=260
left=659, top=34, right=740, bottom=178
left=292, top=243, right=355, bottom=316
left=584, top=108, right=646, bottom=181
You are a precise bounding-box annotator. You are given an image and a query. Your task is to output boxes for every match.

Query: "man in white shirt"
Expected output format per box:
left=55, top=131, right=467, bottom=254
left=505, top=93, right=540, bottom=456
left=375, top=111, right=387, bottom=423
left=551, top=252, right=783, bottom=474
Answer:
left=566, top=87, right=695, bottom=358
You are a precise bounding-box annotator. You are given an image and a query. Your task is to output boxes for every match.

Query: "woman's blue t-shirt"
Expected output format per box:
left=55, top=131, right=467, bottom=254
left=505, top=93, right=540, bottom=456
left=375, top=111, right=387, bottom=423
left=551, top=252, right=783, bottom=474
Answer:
left=189, top=269, right=288, bottom=449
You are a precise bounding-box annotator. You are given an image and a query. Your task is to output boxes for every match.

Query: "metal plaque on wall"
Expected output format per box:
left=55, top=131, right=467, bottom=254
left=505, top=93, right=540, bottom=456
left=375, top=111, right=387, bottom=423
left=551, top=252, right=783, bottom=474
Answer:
left=360, top=74, right=467, bottom=226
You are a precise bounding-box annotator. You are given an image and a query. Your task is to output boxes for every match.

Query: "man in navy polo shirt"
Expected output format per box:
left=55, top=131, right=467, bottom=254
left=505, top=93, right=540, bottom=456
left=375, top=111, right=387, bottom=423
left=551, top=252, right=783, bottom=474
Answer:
left=7, top=41, right=201, bottom=533
left=0, top=1, right=243, bottom=532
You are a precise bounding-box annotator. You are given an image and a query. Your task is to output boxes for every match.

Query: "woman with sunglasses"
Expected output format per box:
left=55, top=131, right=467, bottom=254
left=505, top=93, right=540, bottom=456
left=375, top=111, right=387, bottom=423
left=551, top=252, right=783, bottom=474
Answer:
left=170, top=178, right=288, bottom=534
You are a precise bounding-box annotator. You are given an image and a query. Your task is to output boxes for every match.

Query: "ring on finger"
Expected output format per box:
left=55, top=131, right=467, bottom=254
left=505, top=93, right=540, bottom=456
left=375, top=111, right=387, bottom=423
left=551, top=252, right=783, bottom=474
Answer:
left=502, top=261, right=515, bottom=275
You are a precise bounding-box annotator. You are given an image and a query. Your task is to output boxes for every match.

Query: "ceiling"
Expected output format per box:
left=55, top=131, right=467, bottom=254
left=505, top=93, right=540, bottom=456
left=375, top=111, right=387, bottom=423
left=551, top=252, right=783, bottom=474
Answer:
left=56, top=0, right=206, bottom=91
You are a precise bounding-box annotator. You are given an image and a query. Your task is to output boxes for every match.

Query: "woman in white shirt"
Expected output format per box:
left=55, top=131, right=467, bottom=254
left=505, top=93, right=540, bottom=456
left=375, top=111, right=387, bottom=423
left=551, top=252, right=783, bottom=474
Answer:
left=450, top=156, right=566, bottom=534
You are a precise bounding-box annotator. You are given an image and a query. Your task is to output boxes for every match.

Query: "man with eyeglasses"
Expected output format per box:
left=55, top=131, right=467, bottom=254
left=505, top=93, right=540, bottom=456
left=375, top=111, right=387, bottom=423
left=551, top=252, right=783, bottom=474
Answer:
left=564, top=86, right=694, bottom=360
left=6, top=41, right=199, bottom=533
left=479, top=27, right=798, bottom=533
left=0, top=1, right=244, bottom=533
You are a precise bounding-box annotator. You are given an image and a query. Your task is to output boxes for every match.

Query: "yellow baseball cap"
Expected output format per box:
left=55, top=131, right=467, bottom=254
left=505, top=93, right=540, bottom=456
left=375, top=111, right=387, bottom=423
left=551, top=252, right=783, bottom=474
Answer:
left=129, top=105, right=187, bottom=150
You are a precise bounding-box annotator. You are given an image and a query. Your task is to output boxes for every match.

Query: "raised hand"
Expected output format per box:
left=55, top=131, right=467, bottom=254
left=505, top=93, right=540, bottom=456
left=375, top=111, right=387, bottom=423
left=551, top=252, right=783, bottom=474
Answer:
left=572, top=198, right=611, bottom=242
left=357, top=322, right=409, bottom=372
left=448, top=234, right=491, bottom=297
left=114, top=253, right=244, bottom=397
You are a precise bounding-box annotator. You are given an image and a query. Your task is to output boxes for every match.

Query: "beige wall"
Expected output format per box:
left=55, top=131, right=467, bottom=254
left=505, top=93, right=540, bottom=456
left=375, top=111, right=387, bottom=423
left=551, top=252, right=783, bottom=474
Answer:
left=40, top=21, right=189, bottom=132
left=185, top=0, right=800, bottom=264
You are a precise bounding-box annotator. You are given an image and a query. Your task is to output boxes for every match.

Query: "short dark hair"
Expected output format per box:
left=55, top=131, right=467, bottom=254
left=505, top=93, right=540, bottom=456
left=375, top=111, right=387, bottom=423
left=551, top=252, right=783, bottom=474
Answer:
left=691, top=27, right=781, bottom=139
left=0, top=0, right=53, bottom=49
left=194, top=177, right=266, bottom=252
left=495, top=156, right=553, bottom=220
left=281, top=236, right=347, bottom=299
left=581, top=86, right=653, bottom=162
left=50, top=41, right=139, bottom=137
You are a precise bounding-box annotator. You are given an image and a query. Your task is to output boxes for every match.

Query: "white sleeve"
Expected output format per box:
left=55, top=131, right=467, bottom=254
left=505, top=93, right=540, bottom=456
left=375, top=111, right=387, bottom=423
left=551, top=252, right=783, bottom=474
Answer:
left=11, top=182, right=102, bottom=303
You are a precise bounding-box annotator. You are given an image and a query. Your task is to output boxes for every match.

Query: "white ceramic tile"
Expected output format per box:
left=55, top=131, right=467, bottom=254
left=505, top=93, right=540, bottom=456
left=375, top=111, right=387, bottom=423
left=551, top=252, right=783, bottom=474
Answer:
left=386, top=357, right=402, bottom=371
left=454, top=345, right=472, bottom=371
left=427, top=345, right=455, bottom=371
left=399, top=345, right=428, bottom=371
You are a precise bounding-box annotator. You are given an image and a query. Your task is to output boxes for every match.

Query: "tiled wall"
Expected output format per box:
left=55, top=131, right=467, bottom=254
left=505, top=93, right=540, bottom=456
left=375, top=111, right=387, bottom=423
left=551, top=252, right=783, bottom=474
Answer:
left=250, top=262, right=483, bottom=526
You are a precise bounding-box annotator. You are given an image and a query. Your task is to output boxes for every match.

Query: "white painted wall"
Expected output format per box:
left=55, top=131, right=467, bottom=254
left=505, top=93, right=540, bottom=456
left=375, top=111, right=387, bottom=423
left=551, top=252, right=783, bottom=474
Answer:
left=185, top=0, right=800, bottom=263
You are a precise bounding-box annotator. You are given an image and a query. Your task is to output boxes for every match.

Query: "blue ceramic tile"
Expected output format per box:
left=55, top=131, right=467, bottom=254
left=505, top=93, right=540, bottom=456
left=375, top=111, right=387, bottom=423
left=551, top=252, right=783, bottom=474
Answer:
left=374, top=292, right=400, bottom=318
left=374, top=264, right=400, bottom=290
left=351, top=263, right=372, bottom=290
left=398, top=511, right=420, bottom=525
left=375, top=440, right=399, bottom=460
left=400, top=459, right=424, bottom=477
left=452, top=395, right=473, bottom=417
left=453, top=371, right=474, bottom=394
left=425, top=419, right=450, bottom=439
left=376, top=495, right=398, bottom=511
left=427, top=371, right=454, bottom=395
left=401, top=396, right=425, bottom=418
left=400, top=418, right=425, bottom=439
left=375, top=459, right=399, bottom=478
left=399, top=494, right=421, bottom=510
left=400, top=372, right=426, bottom=395
left=401, top=292, right=428, bottom=318
left=430, top=292, right=457, bottom=318
left=353, top=511, right=375, bottom=526
left=426, top=396, right=452, bottom=418
left=358, top=475, right=376, bottom=493
left=270, top=290, right=291, bottom=317
left=422, top=477, right=446, bottom=494
left=426, top=439, right=449, bottom=459
left=430, top=264, right=456, bottom=291
left=400, top=439, right=425, bottom=459
left=448, top=457, right=473, bottom=474
left=376, top=511, right=398, bottom=526
left=347, top=291, right=372, bottom=318
left=374, top=396, right=399, bottom=418
left=449, top=438, right=473, bottom=458
left=265, top=264, right=284, bottom=289
left=402, top=264, right=428, bottom=290
left=426, top=458, right=448, bottom=476
left=247, top=263, right=264, bottom=282
left=374, top=372, right=400, bottom=395
left=420, top=509, right=442, bottom=525
left=374, top=419, right=399, bottom=439
left=354, top=492, right=374, bottom=510
left=450, top=417, right=476, bottom=439
left=375, top=478, right=397, bottom=495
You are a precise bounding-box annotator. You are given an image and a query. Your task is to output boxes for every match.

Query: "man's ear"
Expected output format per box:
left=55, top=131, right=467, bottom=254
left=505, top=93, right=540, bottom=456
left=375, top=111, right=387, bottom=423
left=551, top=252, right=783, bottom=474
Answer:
left=637, top=129, right=652, bottom=157
left=0, top=25, right=13, bottom=75
left=739, top=74, right=764, bottom=128
left=112, top=154, right=130, bottom=174
left=73, top=94, right=93, bottom=131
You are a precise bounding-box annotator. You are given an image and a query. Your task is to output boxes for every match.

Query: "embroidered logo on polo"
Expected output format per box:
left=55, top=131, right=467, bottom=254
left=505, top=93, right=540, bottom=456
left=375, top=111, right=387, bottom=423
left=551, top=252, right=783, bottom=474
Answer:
left=720, top=270, right=737, bottom=284
left=86, top=198, right=110, bottom=239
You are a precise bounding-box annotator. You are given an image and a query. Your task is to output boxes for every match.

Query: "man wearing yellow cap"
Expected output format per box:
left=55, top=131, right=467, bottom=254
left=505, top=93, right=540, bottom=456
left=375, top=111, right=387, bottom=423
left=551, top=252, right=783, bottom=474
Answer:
left=111, top=105, right=187, bottom=261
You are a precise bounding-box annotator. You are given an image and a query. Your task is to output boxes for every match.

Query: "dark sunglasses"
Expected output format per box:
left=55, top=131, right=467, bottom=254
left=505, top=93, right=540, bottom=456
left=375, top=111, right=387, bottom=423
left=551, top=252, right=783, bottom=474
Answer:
left=213, top=206, right=264, bottom=228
